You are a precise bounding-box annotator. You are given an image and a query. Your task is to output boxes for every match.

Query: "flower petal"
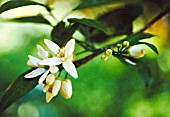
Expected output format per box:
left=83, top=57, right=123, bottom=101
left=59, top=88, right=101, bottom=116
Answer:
left=38, top=70, right=50, bottom=84
left=37, top=45, right=48, bottom=59
left=44, top=39, right=59, bottom=54
left=124, top=59, right=136, bottom=65
left=39, top=57, right=62, bottom=66
left=52, top=78, right=62, bottom=96
left=63, top=60, right=78, bottom=78
left=24, top=68, right=46, bottom=78
left=65, top=39, right=75, bottom=57
left=49, top=65, right=59, bottom=74
left=27, top=60, right=35, bottom=67
left=28, top=55, right=41, bottom=67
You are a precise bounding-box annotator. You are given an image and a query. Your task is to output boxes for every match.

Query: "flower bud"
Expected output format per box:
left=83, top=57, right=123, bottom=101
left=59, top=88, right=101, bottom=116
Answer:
left=43, top=84, right=50, bottom=93
left=129, top=45, right=145, bottom=58
left=101, top=55, right=108, bottom=61
left=52, top=78, right=62, bottom=96
left=117, top=44, right=121, bottom=48
left=105, top=49, right=113, bottom=56
left=60, top=79, right=72, bottom=99
left=46, top=92, right=53, bottom=103
left=123, top=41, right=129, bottom=48
left=46, top=74, right=55, bottom=85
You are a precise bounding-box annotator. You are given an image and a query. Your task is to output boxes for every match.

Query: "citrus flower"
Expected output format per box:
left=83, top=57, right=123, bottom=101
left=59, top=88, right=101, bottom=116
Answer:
left=40, top=39, right=78, bottom=78
left=43, top=77, right=62, bottom=103
left=24, top=45, right=59, bottom=84
left=129, top=45, right=145, bottom=58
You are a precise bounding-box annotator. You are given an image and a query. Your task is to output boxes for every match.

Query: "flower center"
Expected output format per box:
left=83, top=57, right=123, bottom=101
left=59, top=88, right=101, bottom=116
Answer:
left=56, top=48, right=67, bottom=61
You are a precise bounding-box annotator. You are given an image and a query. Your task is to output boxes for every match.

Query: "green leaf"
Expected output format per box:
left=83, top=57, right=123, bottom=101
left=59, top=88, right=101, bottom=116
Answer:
left=116, top=55, right=152, bottom=88
left=138, top=42, right=159, bottom=54
left=0, top=69, right=39, bottom=113
left=90, top=4, right=143, bottom=43
left=68, top=18, right=108, bottom=34
left=74, top=0, right=132, bottom=10
left=125, top=33, right=154, bottom=45
left=51, top=21, right=78, bottom=46
left=136, top=61, right=152, bottom=88
left=97, top=4, right=142, bottom=34
left=8, top=15, right=51, bottom=25
left=0, top=0, right=50, bottom=14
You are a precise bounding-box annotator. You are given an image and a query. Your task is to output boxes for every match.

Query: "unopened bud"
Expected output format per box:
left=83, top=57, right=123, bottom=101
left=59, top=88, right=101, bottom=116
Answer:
left=52, top=78, right=62, bottom=96
left=105, top=49, right=113, bottom=56
left=46, top=74, right=55, bottom=85
left=101, top=55, right=108, bottom=61
left=129, top=45, right=145, bottom=58
left=117, top=44, right=121, bottom=48
left=60, top=79, right=72, bottom=99
left=46, top=92, right=53, bottom=103
left=43, top=84, right=50, bottom=93
left=123, top=41, right=129, bottom=48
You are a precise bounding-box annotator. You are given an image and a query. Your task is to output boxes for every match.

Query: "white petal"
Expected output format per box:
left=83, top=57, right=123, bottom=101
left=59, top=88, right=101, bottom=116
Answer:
left=44, top=39, right=59, bottom=54
left=65, top=39, right=75, bottom=57
left=63, top=60, right=78, bottom=78
left=52, top=78, right=62, bottom=96
left=39, top=57, right=62, bottom=66
left=125, top=59, right=136, bottom=65
left=24, top=68, right=46, bottom=78
left=28, top=55, right=41, bottom=67
left=38, top=70, right=50, bottom=84
left=27, top=60, right=35, bottom=67
left=49, top=65, right=59, bottom=74
left=37, top=45, right=48, bottom=59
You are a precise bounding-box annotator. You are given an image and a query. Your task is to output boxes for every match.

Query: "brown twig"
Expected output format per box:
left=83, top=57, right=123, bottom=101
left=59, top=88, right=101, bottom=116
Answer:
left=74, top=6, right=170, bottom=68
left=138, top=6, right=170, bottom=33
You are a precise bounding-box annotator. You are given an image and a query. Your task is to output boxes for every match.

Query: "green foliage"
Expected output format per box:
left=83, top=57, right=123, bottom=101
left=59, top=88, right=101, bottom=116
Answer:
left=0, top=0, right=50, bottom=14
left=68, top=18, right=108, bottom=34
left=135, top=61, right=152, bottom=88
left=0, top=0, right=163, bottom=115
left=9, top=15, right=51, bottom=25
left=74, top=0, right=132, bottom=10
left=0, top=69, right=39, bottom=113
left=138, top=42, right=159, bottom=54
left=51, top=21, right=78, bottom=46
left=91, top=4, right=143, bottom=43
left=125, top=33, right=154, bottom=45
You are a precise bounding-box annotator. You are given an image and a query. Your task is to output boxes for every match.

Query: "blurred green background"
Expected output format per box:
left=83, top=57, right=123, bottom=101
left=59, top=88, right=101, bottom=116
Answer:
left=0, top=0, right=170, bottom=117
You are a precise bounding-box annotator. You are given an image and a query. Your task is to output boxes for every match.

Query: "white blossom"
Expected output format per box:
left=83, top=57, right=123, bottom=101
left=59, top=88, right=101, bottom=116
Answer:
left=40, top=39, right=78, bottom=78
left=24, top=45, right=59, bottom=84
